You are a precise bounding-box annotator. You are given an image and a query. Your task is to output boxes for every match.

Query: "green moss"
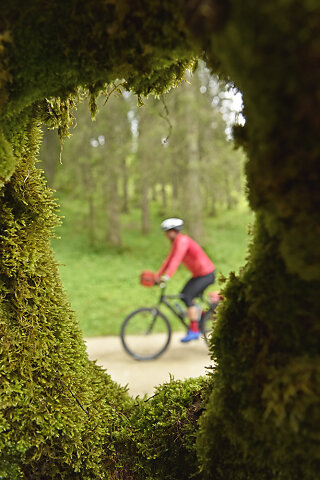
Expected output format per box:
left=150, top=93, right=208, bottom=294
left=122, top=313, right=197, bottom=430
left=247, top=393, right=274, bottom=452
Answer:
left=0, top=0, right=319, bottom=478
left=0, top=130, right=15, bottom=187
left=112, top=377, right=211, bottom=480
left=187, top=3, right=320, bottom=476
left=0, top=117, right=133, bottom=479
left=0, top=1, right=198, bottom=117
left=197, top=217, right=320, bottom=479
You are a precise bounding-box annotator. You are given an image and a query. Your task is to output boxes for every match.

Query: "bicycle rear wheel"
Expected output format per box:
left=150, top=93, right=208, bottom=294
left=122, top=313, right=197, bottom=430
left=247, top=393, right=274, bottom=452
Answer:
left=200, top=308, right=215, bottom=345
left=121, top=307, right=171, bottom=360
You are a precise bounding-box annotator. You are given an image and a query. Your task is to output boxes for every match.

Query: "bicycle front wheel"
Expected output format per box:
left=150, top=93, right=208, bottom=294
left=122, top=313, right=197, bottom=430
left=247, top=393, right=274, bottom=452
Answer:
left=121, top=308, right=171, bottom=361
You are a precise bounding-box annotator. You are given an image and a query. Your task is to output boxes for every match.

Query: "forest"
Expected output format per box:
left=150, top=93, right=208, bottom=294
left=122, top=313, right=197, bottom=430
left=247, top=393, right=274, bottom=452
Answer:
left=39, top=63, right=252, bottom=336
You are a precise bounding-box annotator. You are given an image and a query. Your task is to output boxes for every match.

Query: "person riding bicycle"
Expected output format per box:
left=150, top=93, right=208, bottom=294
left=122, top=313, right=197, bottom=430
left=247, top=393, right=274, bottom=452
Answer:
left=155, top=218, right=215, bottom=343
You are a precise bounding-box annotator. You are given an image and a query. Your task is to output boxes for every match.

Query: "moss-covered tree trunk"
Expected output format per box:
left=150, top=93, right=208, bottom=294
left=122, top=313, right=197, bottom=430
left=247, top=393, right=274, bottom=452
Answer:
left=0, top=112, right=131, bottom=479
left=187, top=2, right=320, bottom=478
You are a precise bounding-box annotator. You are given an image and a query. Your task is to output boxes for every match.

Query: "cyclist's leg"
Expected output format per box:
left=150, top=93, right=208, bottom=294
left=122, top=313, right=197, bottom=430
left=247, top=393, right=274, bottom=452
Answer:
left=181, top=271, right=215, bottom=311
left=180, top=272, right=215, bottom=342
left=181, top=280, right=201, bottom=331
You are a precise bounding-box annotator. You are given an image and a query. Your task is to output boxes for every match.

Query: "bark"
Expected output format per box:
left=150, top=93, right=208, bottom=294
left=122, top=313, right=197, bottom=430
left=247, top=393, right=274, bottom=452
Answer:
left=161, top=181, right=167, bottom=211
left=151, top=184, right=157, bottom=202
left=81, top=163, right=96, bottom=247
left=209, top=197, right=217, bottom=217
left=141, top=182, right=150, bottom=234
left=121, top=156, right=129, bottom=213
left=105, top=167, right=122, bottom=247
left=182, top=73, right=204, bottom=243
left=137, top=110, right=151, bottom=235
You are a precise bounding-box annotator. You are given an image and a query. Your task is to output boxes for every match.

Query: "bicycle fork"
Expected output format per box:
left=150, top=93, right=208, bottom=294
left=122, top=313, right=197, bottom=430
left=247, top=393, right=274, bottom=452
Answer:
left=145, top=308, right=160, bottom=334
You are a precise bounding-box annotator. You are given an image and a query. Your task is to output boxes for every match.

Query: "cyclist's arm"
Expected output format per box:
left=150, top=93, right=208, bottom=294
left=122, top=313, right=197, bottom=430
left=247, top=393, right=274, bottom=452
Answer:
left=157, top=255, right=171, bottom=277
left=163, top=236, right=189, bottom=277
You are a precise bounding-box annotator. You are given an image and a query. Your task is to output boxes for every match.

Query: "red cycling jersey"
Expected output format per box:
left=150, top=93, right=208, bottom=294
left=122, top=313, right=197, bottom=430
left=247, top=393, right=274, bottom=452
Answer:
left=157, top=233, right=215, bottom=278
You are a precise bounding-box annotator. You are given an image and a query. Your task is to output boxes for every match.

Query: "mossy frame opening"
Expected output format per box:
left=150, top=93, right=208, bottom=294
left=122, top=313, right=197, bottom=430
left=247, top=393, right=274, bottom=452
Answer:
left=0, top=1, right=319, bottom=479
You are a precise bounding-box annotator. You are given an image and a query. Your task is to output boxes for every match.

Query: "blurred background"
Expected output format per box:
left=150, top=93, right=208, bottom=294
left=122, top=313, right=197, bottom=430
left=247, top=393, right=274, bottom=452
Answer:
left=39, top=62, right=252, bottom=338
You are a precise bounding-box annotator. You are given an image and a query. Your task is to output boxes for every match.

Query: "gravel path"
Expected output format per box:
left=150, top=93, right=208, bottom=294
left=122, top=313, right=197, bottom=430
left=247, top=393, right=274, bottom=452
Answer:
left=85, top=332, right=213, bottom=398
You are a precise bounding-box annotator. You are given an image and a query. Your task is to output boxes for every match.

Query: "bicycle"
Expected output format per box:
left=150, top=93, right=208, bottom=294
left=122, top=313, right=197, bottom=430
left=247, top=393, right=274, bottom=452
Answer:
left=120, top=282, right=221, bottom=361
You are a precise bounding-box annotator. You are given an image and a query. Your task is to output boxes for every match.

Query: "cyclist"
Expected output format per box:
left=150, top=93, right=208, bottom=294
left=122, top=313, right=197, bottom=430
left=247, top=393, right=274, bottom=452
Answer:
left=155, top=218, right=215, bottom=342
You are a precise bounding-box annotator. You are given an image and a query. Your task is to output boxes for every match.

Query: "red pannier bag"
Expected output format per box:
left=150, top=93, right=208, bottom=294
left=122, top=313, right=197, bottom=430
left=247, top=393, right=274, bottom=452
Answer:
left=140, top=270, right=156, bottom=287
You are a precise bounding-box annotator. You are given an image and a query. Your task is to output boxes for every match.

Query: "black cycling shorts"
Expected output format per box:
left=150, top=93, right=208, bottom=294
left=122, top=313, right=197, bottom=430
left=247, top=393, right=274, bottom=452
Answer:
left=180, top=271, right=215, bottom=307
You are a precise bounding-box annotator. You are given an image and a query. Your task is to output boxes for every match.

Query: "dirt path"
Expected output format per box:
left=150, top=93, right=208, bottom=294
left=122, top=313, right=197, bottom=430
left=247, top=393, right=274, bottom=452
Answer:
left=85, top=332, right=213, bottom=397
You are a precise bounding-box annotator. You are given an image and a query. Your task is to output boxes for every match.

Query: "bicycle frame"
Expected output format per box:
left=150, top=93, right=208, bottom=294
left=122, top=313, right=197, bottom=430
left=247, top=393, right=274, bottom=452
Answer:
left=120, top=283, right=220, bottom=360
left=156, top=283, right=189, bottom=329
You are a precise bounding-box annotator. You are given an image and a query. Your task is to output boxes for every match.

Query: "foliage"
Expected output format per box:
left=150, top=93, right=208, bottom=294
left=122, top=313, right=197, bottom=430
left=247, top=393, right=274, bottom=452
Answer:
left=39, top=65, right=247, bottom=247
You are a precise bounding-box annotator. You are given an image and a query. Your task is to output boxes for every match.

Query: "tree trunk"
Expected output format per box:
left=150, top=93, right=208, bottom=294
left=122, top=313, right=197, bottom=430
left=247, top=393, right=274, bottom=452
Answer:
left=171, top=175, right=179, bottom=203
left=161, top=181, right=167, bottom=211
left=105, top=168, right=122, bottom=247
left=0, top=118, right=127, bottom=479
left=182, top=73, right=203, bottom=242
left=88, top=193, right=95, bottom=247
left=151, top=184, right=157, bottom=202
left=171, top=162, right=180, bottom=213
left=81, top=163, right=96, bottom=247
left=224, top=177, right=237, bottom=210
left=141, top=182, right=150, bottom=234
left=209, top=197, right=217, bottom=217
left=121, top=156, right=129, bottom=213
left=137, top=109, right=151, bottom=234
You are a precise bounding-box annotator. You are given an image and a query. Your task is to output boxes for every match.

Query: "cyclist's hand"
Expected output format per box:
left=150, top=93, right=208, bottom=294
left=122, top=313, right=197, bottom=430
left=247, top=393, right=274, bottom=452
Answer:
left=160, top=275, right=170, bottom=283
left=154, top=274, right=169, bottom=286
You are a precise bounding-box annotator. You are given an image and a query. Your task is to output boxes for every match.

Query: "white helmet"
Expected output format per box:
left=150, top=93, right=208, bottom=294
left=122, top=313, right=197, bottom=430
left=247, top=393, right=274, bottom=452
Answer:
left=161, top=218, right=184, bottom=231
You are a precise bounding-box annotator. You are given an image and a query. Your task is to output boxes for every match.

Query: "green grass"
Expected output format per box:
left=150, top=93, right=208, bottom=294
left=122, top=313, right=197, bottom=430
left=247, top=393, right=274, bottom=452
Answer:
left=52, top=200, right=254, bottom=336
